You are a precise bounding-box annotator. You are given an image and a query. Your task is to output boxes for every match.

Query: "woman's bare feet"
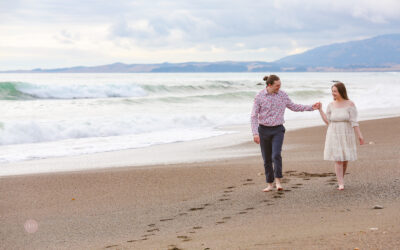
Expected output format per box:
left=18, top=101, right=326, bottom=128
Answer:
left=337, top=185, right=344, bottom=190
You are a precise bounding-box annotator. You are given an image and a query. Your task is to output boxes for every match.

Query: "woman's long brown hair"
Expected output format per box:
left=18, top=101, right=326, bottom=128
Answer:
left=332, top=82, right=349, bottom=100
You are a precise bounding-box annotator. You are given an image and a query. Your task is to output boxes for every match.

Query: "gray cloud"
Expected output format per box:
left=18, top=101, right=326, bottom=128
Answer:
left=1, top=0, right=400, bottom=69
left=104, top=1, right=400, bottom=50
left=53, top=30, right=81, bottom=44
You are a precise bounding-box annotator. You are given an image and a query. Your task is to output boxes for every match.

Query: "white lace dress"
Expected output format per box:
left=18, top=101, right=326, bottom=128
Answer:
left=323, top=103, right=359, bottom=161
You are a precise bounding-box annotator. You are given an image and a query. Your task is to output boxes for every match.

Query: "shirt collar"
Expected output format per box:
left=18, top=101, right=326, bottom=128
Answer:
left=265, top=88, right=278, bottom=96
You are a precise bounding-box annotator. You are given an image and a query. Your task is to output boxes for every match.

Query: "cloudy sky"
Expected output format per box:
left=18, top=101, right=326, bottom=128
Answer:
left=1, top=0, right=400, bottom=70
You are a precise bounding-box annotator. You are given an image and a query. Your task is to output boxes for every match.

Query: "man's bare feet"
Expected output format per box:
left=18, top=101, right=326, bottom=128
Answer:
left=275, top=178, right=283, bottom=191
left=262, top=185, right=273, bottom=192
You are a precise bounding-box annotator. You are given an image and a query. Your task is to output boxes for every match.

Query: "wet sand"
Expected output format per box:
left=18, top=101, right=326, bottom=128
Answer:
left=1, top=117, right=400, bottom=249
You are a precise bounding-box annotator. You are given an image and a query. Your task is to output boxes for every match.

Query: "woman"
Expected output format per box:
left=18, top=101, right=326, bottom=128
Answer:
left=318, top=82, right=364, bottom=190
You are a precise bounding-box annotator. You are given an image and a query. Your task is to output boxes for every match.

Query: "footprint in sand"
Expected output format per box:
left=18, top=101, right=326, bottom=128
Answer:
left=148, top=223, right=156, bottom=227
left=141, top=233, right=155, bottom=238
left=243, top=182, right=255, bottom=185
left=245, top=207, right=254, bottom=210
left=284, top=189, right=291, bottom=192
left=179, top=212, right=188, bottom=216
left=160, top=218, right=174, bottom=222
left=226, top=186, right=235, bottom=189
left=193, top=226, right=202, bottom=229
left=224, top=190, right=233, bottom=193
left=147, top=228, right=160, bottom=233
left=177, top=235, right=191, bottom=242
left=189, top=207, right=205, bottom=211
left=219, top=198, right=230, bottom=201
left=287, top=171, right=336, bottom=178
left=222, top=216, right=231, bottom=220
left=238, top=211, right=247, bottom=214
left=105, top=245, right=119, bottom=248
left=168, top=245, right=183, bottom=250
left=326, top=179, right=336, bottom=185
left=216, top=221, right=225, bottom=224
left=127, top=239, right=138, bottom=243
left=246, top=178, right=253, bottom=181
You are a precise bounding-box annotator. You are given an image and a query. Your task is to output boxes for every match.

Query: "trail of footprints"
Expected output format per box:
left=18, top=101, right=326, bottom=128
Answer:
left=104, top=170, right=336, bottom=249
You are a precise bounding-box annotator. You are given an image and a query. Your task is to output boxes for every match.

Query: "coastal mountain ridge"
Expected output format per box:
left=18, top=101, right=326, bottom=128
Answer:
left=3, top=34, right=400, bottom=73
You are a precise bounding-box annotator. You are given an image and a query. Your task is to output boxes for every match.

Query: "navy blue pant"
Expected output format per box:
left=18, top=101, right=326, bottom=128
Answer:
left=258, top=124, right=285, bottom=183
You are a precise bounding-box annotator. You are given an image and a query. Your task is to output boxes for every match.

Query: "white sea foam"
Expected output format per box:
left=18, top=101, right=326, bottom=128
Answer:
left=0, top=127, right=232, bottom=164
left=0, top=72, right=399, bottom=169
left=0, top=113, right=247, bottom=146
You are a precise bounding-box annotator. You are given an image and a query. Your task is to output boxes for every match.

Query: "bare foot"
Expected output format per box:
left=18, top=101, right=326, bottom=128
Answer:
left=337, top=185, right=344, bottom=190
left=262, top=186, right=273, bottom=192
left=275, top=178, right=283, bottom=191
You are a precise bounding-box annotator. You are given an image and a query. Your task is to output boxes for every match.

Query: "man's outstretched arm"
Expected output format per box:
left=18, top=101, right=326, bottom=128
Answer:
left=285, top=93, right=317, bottom=112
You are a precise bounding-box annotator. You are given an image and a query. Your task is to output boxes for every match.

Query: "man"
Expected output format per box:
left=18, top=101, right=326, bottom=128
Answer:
left=251, top=75, right=319, bottom=192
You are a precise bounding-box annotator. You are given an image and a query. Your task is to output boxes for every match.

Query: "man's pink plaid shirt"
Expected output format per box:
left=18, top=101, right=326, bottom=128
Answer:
left=251, top=89, right=313, bottom=135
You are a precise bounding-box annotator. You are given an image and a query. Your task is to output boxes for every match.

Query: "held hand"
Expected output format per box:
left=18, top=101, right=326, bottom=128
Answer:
left=312, top=102, right=320, bottom=110
left=253, top=135, right=260, bottom=144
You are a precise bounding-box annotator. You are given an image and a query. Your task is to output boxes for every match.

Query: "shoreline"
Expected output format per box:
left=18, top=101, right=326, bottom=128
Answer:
left=1, top=116, right=400, bottom=249
left=2, top=113, right=400, bottom=177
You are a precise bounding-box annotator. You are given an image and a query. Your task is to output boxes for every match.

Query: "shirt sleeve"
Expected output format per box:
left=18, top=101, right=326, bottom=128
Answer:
left=349, top=105, right=359, bottom=127
left=251, top=94, right=261, bottom=136
left=284, top=92, right=313, bottom=112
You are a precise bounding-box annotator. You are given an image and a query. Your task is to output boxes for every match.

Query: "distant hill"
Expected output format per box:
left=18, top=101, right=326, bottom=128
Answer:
left=2, top=34, right=400, bottom=73
left=3, top=61, right=282, bottom=73
left=276, top=34, right=400, bottom=70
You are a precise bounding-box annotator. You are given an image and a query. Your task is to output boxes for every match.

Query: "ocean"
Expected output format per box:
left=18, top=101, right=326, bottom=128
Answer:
left=1, top=72, right=399, bottom=165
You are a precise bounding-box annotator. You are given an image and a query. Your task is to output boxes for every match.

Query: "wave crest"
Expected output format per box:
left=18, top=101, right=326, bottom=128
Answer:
left=0, top=81, right=148, bottom=100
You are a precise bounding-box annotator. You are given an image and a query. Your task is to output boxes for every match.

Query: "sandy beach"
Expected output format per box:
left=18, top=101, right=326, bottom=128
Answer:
left=1, top=117, right=400, bottom=250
